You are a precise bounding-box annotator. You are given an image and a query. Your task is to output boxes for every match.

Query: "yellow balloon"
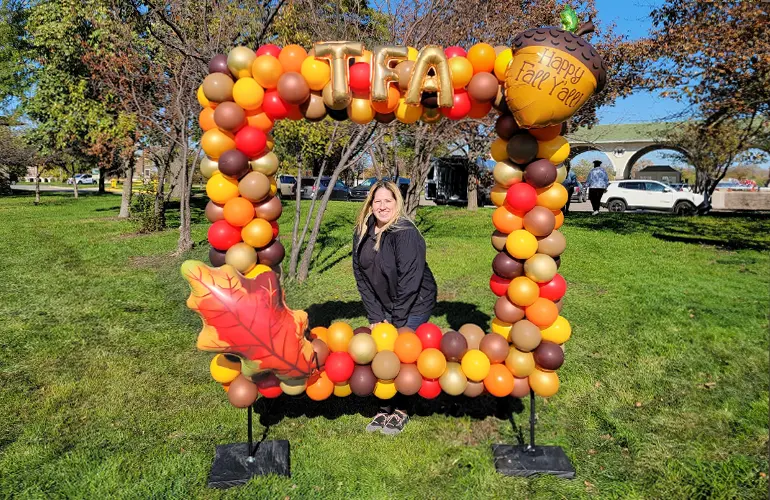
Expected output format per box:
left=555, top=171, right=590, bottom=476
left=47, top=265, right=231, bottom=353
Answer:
left=244, top=264, right=271, bottom=278
left=490, top=184, right=508, bottom=207
left=269, top=177, right=278, bottom=197
left=201, top=129, right=236, bottom=160
left=529, top=368, right=559, bottom=397
left=395, top=98, right=422, bottom=124
left=537, top=136, right=570, bottom=164
left=461, top=349, right=491, bottom=382
left=448, top=56, right=474, bottom=89
left=197, top=85, right=211, bottom=108
left=333, top=383, right=352, bottom=397
left=504, top=347, right=535, bottom=377
left=536, top=183, right=569, bottom=211
left=490, top=138, right=509, bottom=162
left=505, top=229, right=538, bottom=260
left=540, top=316, right=572, bottom=344
left=373, top=380, right=397, bottom=399
left=490, top=317, right=512, bottom=341
left=494, top=48, right=513, bottom=81
left=407, top=46, right=419, bottom=61
left=209, top=354, right=241, bottom=383
left=348, top=97, right=375, bottom=124
left=300, top=56, right=331, bottom=91
left=206, top=172, right=240, bottom=204
left=371, top=323, right=399, bottom=352
left=233, top=77, right=265, bottom=111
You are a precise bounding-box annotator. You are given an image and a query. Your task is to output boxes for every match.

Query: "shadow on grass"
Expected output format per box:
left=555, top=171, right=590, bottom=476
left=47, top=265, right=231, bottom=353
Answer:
left=305, top=300, right=491, bottom=331
left=566, top=211, right=770, bottom=251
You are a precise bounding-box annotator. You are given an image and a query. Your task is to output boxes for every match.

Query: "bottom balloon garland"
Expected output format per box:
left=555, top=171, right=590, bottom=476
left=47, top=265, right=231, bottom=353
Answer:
left=182, top=260, right=568, bottom=409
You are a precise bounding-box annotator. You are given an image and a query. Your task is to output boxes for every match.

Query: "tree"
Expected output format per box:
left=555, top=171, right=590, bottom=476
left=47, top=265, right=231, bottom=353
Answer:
left=0, top=124, right=35, bottom=195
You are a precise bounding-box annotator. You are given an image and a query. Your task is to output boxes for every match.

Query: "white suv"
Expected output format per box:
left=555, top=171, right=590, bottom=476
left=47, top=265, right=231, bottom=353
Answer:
left=601, top=180, right=704, bottom=215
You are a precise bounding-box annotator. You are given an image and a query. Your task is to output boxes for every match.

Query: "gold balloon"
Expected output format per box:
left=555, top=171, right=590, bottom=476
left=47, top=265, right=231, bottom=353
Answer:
left=439, top=362, right=468, bottom=396
left=529, top=368, right=559, bottom=397
left=225, top=242, right=258, bottom=273
left=493, top=160, right=524, bottom=188
left=227, top=46, right=257, bottom=79
left=279, top=378, right=307, bottom=396
left=202, top=73, right=234, bottom=103
left=348, top=97, right=375, bottom=124
left=322, top=81, right=350, bottom=110
left=314, top=41, right=363, bottom=109
left=524, top=253, right=558, bottom=283
left=200, top=157, right=219, bottom=179
left=421, top=107, right=442, bottom=123
left=371, top=45, right=409, bottom=102
left=505, top=347, right=535, bottom=377
left=250, top=152, right=279, bottom=176
left=555, top=165, right=567, bottom=184
left=405, top=46, right=453, bottom=108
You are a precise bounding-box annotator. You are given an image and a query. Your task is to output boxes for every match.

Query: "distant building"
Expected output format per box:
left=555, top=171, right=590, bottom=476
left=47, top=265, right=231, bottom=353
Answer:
left=634, top=165, right=681, bottom=184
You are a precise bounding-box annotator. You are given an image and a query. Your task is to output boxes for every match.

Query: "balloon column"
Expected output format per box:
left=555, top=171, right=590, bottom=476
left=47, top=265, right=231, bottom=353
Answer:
left=188, top=14, right=605, bottom=407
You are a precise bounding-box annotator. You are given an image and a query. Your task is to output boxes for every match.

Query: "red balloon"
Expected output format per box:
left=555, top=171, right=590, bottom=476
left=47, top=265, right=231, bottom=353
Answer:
left=441, top=90, right=472, bottom=120
left=325, top=351, right=355, bottom=383
left=256, top=44, right=281, bottom=58
left=490, top=273, right=512, bottom=296
left=444, top=46, right=467, bottom=58
left=235, top=126, right=267, bottom=159
left=262, top=90, right=290, bottom=120
left=208, top=220, right=242, bottom=251
left=505, top=183, right=538, bottom=213
left=349, top=62, right=371, bottom=95
left=270, top=220, right=279, bottom=238
left=287, top=104, right=303, bottom=120
left=418, top=377, right=442, bottom=399
left=415, top=323, right=443, bottom=350
left=538, top=273, right=567, bottom=301
left=257, top=373, right=282, bottom=398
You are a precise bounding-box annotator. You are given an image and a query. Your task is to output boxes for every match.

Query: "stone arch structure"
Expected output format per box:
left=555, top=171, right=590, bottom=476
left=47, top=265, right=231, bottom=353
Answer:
left=622, top=143, right=692, bottom=179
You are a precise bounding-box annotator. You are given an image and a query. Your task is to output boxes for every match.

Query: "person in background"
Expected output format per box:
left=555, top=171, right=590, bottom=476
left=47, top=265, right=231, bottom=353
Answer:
left=561, top=162, right=579, bottom=215
left=585, top=160, right=610, bottom=215
left=352, top=180, right=437, bottom=435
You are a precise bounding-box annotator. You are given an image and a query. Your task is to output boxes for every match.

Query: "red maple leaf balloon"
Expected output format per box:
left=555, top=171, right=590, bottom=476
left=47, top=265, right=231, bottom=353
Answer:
left=181, top=260, right=316, bottom=381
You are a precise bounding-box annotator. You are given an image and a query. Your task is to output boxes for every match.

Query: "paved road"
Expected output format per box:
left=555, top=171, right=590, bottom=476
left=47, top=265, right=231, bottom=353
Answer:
left=11, top=184, right=101, bottom=193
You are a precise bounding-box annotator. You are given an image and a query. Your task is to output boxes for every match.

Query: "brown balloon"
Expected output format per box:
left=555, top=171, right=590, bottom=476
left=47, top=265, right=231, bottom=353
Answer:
left=397, top=326, right=414, bottom=334
left=254, top=195, right=282, bottom=221
left=225, top=242, right=258, bottom=273
left=491, top=230, right=507, bottom=251
left=349, top=365, right=377, bottom=396
left=300, top=92, right=327, bottom=121
left=371, top=351, right=401, bottom=380
left=480, top=334, right=510, bottom=364
left=421, top=92, right=438, bottom=109
left=375, top=112, right=396, bottom=123
left=208, top=54, right=232, bottom=77
left=537, top=230, right=566, bottom=257
left=202, top=73, right=234, bottom=103
left=467, top=72, right=499, bottom=102
left=238, top=171, right=270, bottom=202
left=458, top=324, right=485, bottom=350
left=312, top=338, right=330, bottom=367
left=205, top=201, right=225, bottom=223
left=256, top=239, right=285, bottom=265
left=510, top=320, right=541, bottom=352
left=394, top=363, right=422, bottom=395
left=209, top=246, right=227, bottom=267
left=554, top=256, right=561, bottom=269
left=554, top=298, right=564, bottom=312
left=440, top=331, right=468, bottom=362
left=492, top=251, right=524, bottom=279
left=326, top=106, right=348, bottom=121
left=506, top=133, right=539, bottom=165
left=218, top=149, right=251, bottom=179
left=493, top=87, right=510, bottom=114
left=533, top=341, right=564, bottom=371
left=495, top=114, right=519, bottom=140
left=523, top=206, right=556, bottom=237
left=494, top=295, right=526, bottom=323
left=395, top=60, right=415, bottom=91
left=511, top=376, right=530, bottom=398
left=227, top=375, right=258, bottom=408
left=524, top=159, right=557, bottom=189
left=277, top=72, right=311, bottom=105
left=354, top=326, right=372, bottom=335
left=213, top=101, right=246, bottom=132
left=464, top=380, right=485, bottom=397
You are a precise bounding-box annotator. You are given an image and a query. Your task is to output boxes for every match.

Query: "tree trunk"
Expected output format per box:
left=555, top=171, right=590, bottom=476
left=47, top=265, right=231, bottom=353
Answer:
left=98, top=166, right=106, bottom=194
left=73, top=177, right=79, bottom=199
left=34, top=165, right=41, bottom=205
left=467, top=169, right=478, bottom=211
left=119, top=155, right=134, bottom=218
left=175, top=140, right=196, bottom=255
left=288, top=165, right=303, bottom=280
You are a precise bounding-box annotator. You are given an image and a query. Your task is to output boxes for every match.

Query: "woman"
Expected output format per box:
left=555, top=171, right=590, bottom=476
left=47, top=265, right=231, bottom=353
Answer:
left=352, top=180, right=437, bottom=435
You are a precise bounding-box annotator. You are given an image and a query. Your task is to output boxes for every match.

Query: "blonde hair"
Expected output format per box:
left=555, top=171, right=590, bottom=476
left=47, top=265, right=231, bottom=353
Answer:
left=354, top=180, right=408, bottom=251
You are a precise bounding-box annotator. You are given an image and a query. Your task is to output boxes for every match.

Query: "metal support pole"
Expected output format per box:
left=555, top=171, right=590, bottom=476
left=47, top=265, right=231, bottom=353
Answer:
left=247, top=404, right=255, bottom=460
left=527, top=389, right=536, bottom=452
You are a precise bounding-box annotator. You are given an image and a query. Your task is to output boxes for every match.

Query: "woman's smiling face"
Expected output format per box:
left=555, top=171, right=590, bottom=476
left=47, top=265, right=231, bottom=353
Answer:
left=372, top=187, right=396, bottom=225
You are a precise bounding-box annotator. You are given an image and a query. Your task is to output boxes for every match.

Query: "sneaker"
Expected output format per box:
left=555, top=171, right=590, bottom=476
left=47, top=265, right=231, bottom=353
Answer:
left=382, top=410, right=409, bottom=435
left=592, top=210, right=599, bottom=215
left=365, top=411, right=389, bottom=432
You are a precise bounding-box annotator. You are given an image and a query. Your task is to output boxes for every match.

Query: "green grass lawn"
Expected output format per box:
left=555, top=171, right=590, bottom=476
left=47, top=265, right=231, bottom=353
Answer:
left=0, top=192, right=768, bottom=499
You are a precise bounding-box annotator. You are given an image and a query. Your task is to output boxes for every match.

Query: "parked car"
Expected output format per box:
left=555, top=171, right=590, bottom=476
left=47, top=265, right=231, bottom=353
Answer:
left=300, top=176, right=350, bottom=200
left=349, top=176, right=410, bottom=201
left=716, top=178, right=753, bottom=191
left=570, top=182, right=587, bottom=203
left=66, top=174, right=95, bottom=185
left=277, top=175, right=296, bottom=197
left=601, top=180, right=704, bottom=215
left=667, top=183, right=692, bottom=192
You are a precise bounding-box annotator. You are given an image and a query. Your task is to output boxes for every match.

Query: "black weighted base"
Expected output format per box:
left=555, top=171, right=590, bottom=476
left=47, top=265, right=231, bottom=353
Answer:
left=207, top=440, right=290, bottom=488
left=492, top=444, right=575, bottom=479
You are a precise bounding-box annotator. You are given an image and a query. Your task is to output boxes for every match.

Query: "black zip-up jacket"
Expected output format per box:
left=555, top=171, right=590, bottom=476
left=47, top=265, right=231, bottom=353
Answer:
left=352, top=215, right=437, bottom=327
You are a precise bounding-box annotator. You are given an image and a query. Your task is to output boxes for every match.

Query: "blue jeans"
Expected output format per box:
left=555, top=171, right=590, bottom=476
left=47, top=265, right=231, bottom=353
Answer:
left=383, top=312, right=432, bottom=330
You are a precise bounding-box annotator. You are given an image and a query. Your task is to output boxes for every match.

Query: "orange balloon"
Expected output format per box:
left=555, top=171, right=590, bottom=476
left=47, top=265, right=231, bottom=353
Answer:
left=278, top=44, right=307, bottom=73
left=241, top=218, right=273, bottom=248
left=468, top=98, right=492, bottom=118
left=306, top=371, right=334, bottom=401
left=553, top=210, right=564, bottom=229
left=252, top=55, right=284, bottom=89
left=417, top=348, right=447, bottom=379
left=199, top=107, right=217, bottom=131
left=536, top=183, right=569, bottom=211
left=492, top=206, right=524, bottom=234
left=372, top=85, right=400, bottom=114
left=507, top=276, right=540, bottom=307
left=245, top=107, right=274, bottom=132
left=467, top=43, right=496, bottom=74
left=326, top=322, right=354, bottom=352
left=310, top=326, right=328, bottom=343
left=394, top=332, right=423, bottom=363
left=201, top=129, right=236, bottom=160
left=223, top=197, right=255, bottom=227
left=529, top=124, right=562, bottom=141
left=525, top=298, right=559, bottom=327
left=483, top=364, right=515, bottom=397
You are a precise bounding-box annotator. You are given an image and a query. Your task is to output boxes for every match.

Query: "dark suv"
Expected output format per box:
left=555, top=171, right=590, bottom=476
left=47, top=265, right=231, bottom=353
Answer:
left=349, top=177, right=410, bottom=201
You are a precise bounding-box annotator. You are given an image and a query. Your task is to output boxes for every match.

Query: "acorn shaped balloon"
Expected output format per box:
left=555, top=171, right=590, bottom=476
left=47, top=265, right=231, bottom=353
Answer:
left=504, top=14, right=606, bottom=128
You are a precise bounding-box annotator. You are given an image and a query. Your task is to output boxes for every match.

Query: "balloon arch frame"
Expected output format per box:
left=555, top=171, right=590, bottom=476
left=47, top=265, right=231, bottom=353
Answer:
left=184, top=18, right=606, bottom=485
